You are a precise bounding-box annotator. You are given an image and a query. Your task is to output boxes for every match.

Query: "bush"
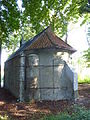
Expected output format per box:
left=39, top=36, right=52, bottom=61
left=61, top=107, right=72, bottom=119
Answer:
left=41, top=106, right=90, bottom=120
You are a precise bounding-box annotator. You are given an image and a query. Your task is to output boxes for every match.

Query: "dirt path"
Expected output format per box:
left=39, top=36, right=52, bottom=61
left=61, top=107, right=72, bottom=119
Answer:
left=0, top=84, right=90, bottom=120
left=76, top=84, right=90, bottom=108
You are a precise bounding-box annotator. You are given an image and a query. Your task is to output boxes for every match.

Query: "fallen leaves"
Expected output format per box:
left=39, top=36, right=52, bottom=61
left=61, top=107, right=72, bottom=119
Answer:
left=0, top=84, right=90, bottom=120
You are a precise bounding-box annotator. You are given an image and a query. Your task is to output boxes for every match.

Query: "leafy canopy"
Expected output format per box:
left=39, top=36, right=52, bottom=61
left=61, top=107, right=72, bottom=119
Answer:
left=0, top=0, right=20, bottom=46
left=22, top=0, right=89, bottom=37
left=0, top=0, right=90, bottom=49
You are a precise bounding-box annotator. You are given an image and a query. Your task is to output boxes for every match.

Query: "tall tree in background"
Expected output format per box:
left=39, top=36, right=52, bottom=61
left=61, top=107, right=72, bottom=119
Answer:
left=83, top=22, right=90, bottom=67
left=86, top=22, right=90, bottom=46
left=83, top=1, right=90, bottom=67
left=0, top=0, right=20, bottom=87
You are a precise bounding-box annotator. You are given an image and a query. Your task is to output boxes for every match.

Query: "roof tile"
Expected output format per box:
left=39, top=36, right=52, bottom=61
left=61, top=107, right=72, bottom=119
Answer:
left=7, top=26, right=76, bottom=61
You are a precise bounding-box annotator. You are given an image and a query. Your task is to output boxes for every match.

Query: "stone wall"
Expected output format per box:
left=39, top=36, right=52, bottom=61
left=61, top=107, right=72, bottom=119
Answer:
left=4, top=56, right=20, bottom=98
left=25, top=51, right=76, bottom=101
left=38, top=51, right=74, bottom=100
left=4, top=50, right=78, bottom=101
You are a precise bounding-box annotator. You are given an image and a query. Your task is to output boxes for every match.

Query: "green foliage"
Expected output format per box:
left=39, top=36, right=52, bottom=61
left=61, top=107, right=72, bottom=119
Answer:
left=0, top=0, right=90, bottom=49
left=22, top=0, right=89, bottom=37
left=71, top=106, right=90, bottom=120
left=78, top=75, right=90, bottom=84
left=41, top=106, right=90, bottom=120
left=0, top=115, right=8, bottom=120
left=0, top=0, right=20, bottom=45
left=42, top=113, right=71, bottom=120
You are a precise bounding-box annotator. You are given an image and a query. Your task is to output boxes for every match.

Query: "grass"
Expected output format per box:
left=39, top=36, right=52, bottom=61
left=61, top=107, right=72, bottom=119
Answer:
left=78, top=75, right=90, bottom=84
left=0, top=115, right=8, bottom=120
left=41, top=105, right=90, bottom=120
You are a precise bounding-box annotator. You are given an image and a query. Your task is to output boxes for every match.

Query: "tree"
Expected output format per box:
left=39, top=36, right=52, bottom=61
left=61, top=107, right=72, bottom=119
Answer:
left=82, top=1, right=90, bottom=67
left=86, top=22, right=90, bottom=46
left=22, top=0, right=89, bottom=36
left=83, top=48, right=90, bottom=67
left=0, top=0, right=20, bottom=87
left=83, top=22, right=90, bottom=67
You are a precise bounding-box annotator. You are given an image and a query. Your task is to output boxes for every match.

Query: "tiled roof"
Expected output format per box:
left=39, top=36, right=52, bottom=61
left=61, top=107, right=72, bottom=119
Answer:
left=45, top=28, right=75, bottom=52
left=27, top=31, right=53, bottom=50
left=7, top=26, right=76, bottom=61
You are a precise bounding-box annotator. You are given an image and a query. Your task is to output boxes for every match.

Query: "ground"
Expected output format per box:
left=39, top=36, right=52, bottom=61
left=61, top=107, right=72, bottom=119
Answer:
left=0, top=84, right=90, bottom=120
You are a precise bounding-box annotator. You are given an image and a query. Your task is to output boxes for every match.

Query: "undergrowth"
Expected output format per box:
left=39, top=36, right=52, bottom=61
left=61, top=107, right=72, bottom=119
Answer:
left=41, top=105, right=90, bottom=120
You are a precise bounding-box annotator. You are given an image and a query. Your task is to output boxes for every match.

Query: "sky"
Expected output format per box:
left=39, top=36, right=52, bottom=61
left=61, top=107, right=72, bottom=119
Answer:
left=68, top=22, right=88, bottom=52
left=17, top=0, right=22, bottom=11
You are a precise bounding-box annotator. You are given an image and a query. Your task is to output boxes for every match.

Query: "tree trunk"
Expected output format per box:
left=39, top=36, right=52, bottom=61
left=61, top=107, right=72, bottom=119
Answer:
left=0, top=41, right=1, bottom=88
left=65, top=32, right=68, bottom=43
